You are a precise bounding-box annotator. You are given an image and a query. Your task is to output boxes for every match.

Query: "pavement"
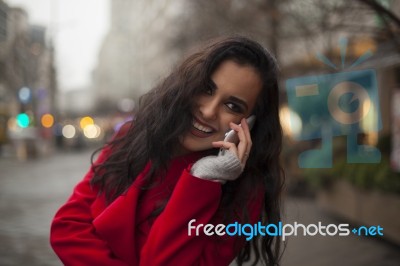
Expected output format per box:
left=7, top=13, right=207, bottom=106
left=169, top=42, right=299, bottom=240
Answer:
left=0, top=149, right=399, bottom=266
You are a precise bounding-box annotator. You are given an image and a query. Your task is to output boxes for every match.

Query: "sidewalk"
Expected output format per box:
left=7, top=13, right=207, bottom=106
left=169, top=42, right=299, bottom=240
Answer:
left=0, top=149, right=93, bottom=266
left=280, top=197, right=400, bottom=266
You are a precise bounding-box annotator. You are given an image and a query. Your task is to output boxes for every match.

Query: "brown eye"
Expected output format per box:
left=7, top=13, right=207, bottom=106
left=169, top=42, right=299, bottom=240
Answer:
left=225, top=102, right=243, bottom=113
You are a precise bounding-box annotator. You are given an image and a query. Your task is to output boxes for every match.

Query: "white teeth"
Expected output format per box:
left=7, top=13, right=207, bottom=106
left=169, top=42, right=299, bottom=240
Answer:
left=192, top=120, right=213, bottom=133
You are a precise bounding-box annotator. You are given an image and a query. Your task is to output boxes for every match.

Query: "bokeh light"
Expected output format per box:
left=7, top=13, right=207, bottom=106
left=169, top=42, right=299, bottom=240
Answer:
left=117, top=98, right=135, bottom=113
left=280, top=106, right=302, bottom=138
left=7, top=117, right=19, bottom=132
left=18, top=87, right=31, bottom=103
left=79, top=116, right=94, bottom=129
left=16, top=113, right=30, bottom=128
left=62, top=124, right=76, bottom=139
left=41, top=113, right=54, bottom=128
left=83, top=124, right=101, bottom=139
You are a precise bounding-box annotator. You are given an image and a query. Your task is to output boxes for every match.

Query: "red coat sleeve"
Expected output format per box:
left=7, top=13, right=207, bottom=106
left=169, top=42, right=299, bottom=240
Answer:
left=50, top=146, right=128, bottom=266
left=139, top=170, right=263, bottom=266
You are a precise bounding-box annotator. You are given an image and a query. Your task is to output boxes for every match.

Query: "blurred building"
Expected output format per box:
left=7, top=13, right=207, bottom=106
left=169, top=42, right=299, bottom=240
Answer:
left=92, top=0, right=185, bottom=113
left=0, top=0, right=10, bottom=149
left=58, top=88, right=95, bottom=117
left=0, top=3, right=57, bottom=159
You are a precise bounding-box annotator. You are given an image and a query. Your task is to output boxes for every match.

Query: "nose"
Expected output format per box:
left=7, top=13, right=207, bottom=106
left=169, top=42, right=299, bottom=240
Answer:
left=199, top=98, right=218, bottom=120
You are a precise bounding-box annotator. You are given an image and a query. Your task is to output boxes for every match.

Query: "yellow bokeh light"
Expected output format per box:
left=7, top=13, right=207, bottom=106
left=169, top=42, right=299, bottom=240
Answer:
left=41, top=113, right=54, bottom=128
left=80, top=116, right=94, bottom=129
left=280, top=106, right=302, bottom=138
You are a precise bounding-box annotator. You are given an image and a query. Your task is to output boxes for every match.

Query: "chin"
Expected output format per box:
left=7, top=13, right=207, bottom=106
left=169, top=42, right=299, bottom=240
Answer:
left=180, top=134, right=214, bottom=153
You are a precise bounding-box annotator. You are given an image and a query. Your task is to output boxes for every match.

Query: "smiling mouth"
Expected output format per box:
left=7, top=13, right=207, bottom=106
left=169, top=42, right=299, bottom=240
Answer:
left=190, top=118, right=216, bottom=138
left=192, top=119, right=214, bottom=133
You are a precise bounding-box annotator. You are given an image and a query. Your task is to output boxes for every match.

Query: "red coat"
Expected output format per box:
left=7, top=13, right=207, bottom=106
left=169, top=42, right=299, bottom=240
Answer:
left=50, top=146, right=263, bottom=266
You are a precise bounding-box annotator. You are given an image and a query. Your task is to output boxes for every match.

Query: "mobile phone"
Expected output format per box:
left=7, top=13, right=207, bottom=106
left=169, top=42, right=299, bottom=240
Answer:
left=222, top=115, right=256, bottom=144
left=218, top=115, right=256, bottom=156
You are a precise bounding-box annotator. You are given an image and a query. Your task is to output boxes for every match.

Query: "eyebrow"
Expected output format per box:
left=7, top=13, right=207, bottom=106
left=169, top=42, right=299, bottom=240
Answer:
left=209, top=79, right=250, bottom=112
left=227, top=96, right=249, bottom=112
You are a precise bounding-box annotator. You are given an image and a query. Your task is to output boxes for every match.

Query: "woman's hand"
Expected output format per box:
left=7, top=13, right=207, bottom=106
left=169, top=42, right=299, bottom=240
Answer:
left=190, top=118, right=253, bottom=184
left=212, top=117, right=253, bottom=167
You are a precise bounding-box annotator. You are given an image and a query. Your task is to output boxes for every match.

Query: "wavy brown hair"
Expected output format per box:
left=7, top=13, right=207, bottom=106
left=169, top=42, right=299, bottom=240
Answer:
left=91, top=36, right=285, bottom=265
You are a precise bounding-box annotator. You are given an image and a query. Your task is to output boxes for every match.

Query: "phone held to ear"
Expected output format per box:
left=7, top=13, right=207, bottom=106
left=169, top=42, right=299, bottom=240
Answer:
left=219, top=115, right=256, bottom=156
left=223, top=115, right=256, bottom=144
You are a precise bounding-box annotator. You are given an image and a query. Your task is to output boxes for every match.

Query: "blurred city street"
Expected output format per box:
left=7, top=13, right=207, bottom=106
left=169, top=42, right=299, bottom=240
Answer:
left=0, top=148, right=399, bottom=266
left=0, top=149, right=94, bottom=266
left=0, top=0, right=399, bottom=265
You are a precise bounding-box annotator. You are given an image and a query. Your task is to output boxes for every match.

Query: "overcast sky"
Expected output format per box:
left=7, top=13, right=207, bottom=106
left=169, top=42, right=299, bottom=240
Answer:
left=6, top=0, right=110, bottom=91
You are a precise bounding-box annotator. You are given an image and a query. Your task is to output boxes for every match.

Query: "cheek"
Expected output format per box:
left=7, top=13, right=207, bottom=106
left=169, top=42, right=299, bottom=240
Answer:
left=219, top=115, right=240, bottom=133
left=214, top=131, right=226, bottom=141
left=215, top=122, right=233, bottom=142
left=193, top=96, right=204, bottom=108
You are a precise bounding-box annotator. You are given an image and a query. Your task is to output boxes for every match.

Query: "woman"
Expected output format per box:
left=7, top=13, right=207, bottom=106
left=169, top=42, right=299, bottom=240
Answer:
left=50, top=36, right=284, bottom=266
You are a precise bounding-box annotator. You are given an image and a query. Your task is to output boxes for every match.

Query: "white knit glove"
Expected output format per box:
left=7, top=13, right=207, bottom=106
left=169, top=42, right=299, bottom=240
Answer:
left=190, top=150, right=243, bottom=184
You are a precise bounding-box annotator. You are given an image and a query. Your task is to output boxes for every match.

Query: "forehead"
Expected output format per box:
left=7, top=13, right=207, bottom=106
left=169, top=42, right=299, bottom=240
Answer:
left=211, top=60, right=262, bottom=109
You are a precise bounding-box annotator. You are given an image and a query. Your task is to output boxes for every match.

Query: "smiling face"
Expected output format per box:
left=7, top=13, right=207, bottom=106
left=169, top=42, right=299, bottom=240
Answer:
left=179, top=60, right=263, bottom=154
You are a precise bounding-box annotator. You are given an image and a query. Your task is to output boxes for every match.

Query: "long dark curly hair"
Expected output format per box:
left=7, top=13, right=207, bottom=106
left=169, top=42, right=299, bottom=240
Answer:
left=91, top=36, right=284, bottom=265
